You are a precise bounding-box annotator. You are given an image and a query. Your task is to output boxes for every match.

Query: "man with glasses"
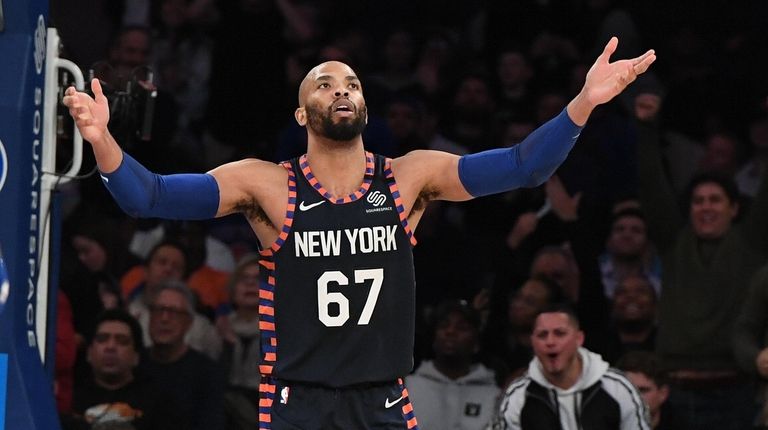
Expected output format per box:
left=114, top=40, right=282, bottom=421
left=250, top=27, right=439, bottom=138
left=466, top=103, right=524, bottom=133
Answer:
left=126, top=240, right=222, bottom=360
left=140, top=282, right=225, bottom=430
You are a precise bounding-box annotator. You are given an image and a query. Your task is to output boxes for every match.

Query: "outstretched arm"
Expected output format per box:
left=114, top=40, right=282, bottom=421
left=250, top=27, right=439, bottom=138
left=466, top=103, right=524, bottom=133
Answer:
left=63, top=79, right=122, bottom=173
left=63, top=79, right=221, bottom=219
left=396, top=37, right=656, bottom=202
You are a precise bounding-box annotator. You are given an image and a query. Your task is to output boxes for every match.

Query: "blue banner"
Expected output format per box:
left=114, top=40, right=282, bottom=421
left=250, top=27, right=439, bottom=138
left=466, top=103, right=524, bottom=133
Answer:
left=0, top=0, right=61, bottom=427
left=0, top=353, right=7, bottom=430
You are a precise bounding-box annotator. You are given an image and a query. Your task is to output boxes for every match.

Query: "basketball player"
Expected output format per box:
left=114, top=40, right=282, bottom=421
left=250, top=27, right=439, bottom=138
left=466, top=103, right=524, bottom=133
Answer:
left=64, top=37, right=655, bottom=429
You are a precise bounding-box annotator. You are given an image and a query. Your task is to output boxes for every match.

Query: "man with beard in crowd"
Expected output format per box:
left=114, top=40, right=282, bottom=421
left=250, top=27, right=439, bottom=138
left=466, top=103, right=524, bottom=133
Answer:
left=62, top=309, right=175, bottom=430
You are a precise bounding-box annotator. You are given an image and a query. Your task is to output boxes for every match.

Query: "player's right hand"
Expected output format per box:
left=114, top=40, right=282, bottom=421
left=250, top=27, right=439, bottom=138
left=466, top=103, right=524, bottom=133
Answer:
left=62, top=78, right=110, bottom=144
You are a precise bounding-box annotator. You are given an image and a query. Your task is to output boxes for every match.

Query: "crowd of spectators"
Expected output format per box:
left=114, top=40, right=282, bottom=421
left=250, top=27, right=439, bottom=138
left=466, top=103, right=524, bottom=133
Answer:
left=50, top=0, right=768, bottom=429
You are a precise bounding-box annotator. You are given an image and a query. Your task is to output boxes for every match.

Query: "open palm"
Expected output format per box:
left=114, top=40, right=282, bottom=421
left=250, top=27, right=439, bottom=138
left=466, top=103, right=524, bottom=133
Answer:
left=62, top=78, right=110, bottom=144
left=583, top=37, right=656, bottom=107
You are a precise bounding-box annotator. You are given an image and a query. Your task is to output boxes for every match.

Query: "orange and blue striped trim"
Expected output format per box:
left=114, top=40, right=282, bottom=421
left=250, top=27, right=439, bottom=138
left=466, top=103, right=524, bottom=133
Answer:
left=265, top=161, right=297, bottom=253
left=257, top=252, right=283, bottom=370
left=258, top=376, right=276, bottom=429
left=384, top=159, right=417, bottom=246
left=299, top=151, right=375, bottom=204
left=398, top=378, right=420, bottom=429
left=257, top=162, right=296, bottom=429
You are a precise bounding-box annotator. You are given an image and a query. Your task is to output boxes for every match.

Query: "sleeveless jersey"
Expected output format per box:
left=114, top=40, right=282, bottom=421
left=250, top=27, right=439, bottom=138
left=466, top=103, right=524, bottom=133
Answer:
left=257, top=152, right=417, bottom=387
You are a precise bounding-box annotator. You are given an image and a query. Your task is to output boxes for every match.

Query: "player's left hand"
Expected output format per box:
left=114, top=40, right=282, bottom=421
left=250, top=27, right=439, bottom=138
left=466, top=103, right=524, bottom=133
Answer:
left=582, top=37, right=656, bottom=107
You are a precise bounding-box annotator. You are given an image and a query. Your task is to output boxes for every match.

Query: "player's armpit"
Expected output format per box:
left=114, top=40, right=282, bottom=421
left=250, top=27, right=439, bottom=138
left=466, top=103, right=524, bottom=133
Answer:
left=208, top=158, right=289, bottom=218
left=390, top=150, right=473, bottom=204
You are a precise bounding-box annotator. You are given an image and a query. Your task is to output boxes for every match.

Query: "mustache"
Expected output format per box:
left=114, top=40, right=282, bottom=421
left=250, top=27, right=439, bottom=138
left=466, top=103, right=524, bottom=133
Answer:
left=306, top=103, right=367, bottom=141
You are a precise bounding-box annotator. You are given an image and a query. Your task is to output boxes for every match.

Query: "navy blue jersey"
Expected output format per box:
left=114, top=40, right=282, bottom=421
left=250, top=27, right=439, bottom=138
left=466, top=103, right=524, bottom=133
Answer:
left=257, top=152, right=417, bottom=387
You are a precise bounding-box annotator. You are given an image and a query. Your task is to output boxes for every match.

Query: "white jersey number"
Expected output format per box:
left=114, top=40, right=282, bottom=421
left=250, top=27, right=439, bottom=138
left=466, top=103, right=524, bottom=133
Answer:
left=317, top=268, right=384, bottom=327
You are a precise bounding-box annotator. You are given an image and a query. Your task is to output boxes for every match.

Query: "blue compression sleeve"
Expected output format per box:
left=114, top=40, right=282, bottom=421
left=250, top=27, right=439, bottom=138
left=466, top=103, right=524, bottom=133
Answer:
left=458, top=108, right=583, bottom=197
left=100, top=152, right=220, bottom=219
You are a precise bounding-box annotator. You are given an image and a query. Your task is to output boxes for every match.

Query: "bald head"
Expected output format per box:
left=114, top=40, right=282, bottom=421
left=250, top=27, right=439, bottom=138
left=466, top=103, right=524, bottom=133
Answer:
left=295, top=61, right=367, bottom=141
left=298, top=61, right=360, bottom=107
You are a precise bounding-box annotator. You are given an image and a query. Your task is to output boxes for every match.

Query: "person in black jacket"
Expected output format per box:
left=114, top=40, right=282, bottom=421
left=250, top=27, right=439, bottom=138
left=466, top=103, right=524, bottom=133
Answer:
left=140, top=282, right=225, bottom=430
left=62, top=309, right=175, bottom=430
left=616, top=351, right=681, bottom=430
left=491, top=304, right=649, bottom=429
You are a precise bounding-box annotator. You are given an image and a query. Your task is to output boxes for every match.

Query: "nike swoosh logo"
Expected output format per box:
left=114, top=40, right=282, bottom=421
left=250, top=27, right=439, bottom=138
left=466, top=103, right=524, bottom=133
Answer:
left=299, top=200, right=326, bottom=211
left=384, top=395, right=404, bottom=409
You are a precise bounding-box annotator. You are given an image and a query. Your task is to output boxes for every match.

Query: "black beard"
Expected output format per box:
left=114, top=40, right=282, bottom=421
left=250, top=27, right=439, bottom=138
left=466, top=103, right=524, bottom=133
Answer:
left=306, top=103, right=367, bottom=141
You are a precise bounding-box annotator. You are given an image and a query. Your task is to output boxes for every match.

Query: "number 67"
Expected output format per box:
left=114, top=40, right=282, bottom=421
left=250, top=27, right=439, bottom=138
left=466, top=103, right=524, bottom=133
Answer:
left=317, top=268, right=383, bottom=327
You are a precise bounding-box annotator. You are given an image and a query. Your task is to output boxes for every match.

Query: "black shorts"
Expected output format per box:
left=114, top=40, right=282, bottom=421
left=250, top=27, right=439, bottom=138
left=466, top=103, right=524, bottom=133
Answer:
left=259, top=377, right=419, bottom=430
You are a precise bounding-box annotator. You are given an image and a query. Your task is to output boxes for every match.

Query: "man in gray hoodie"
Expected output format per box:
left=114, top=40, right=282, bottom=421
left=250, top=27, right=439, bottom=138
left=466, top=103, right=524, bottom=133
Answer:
left=406, top=301, right=500, bottom=430
left=492, top=304, right=649, bottom=430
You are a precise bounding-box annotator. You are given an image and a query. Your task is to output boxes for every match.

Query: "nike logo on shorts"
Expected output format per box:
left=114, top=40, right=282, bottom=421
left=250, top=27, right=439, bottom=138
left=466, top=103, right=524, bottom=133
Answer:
left=299, top=200, right=325, bottom=211
left=384, top=395, right=404, bottom=409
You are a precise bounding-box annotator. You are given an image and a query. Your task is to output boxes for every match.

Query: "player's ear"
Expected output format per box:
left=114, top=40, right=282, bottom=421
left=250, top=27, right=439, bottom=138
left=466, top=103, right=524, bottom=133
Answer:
left=295, top=107, right=307, bottom=126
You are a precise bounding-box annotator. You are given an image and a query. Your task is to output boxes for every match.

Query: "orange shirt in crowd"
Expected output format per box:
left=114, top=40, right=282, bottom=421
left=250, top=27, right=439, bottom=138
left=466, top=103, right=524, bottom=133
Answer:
left=120, top=265, right=230, bottom=311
